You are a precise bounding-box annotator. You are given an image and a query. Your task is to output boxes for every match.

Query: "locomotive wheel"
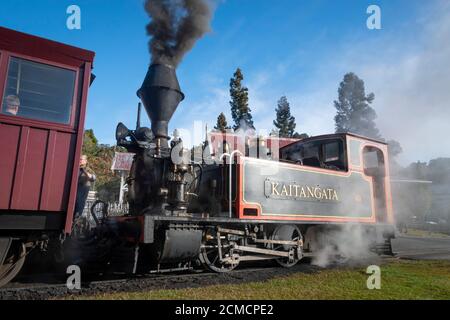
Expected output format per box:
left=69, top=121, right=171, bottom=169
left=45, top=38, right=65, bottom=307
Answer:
left=271, top=225, right=302, bottom=268
left=199, top=228, right=239, bottom=273
left=0, top=242, right=26, bottom=288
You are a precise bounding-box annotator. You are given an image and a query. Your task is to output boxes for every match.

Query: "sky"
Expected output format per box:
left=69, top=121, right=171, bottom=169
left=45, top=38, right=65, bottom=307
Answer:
left=0, top=0, right=449, bottom=165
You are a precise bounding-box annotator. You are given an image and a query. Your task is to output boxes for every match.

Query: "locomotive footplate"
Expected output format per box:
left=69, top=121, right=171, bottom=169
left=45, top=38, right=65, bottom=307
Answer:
left=143, top=214, right=396, bottom=237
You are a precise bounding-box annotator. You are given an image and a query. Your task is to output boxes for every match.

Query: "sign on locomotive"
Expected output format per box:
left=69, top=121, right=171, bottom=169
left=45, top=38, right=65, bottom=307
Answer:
left=0, top=27, right=395, bottom=287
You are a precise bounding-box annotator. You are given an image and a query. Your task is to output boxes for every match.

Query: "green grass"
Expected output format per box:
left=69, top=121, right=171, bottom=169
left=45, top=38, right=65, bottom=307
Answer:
left=80, top=260, right=450, bottom=300
left=402, top=228, right=450, bottom=239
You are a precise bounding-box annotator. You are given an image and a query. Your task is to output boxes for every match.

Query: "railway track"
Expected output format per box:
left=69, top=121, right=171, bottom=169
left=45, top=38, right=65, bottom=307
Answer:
left=0, top=262, right=324, bottom=300
left=0, top=254, right=395, bottom=300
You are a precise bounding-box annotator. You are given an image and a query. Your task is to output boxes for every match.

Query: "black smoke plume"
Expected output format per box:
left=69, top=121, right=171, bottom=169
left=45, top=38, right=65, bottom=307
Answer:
left=145, top=0, right=212, bottom=67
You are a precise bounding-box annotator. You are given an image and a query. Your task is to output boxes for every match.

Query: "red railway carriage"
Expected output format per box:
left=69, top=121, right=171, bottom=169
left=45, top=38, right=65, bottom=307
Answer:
left=0, top=27, right=94, bottom=285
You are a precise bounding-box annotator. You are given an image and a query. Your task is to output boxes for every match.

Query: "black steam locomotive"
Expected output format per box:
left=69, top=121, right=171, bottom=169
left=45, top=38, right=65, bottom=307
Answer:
left=81, top=63, right=395, bottom=274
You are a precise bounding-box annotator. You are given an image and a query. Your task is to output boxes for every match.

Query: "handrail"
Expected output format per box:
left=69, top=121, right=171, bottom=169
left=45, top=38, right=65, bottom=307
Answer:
left=219, top=150, right=243, bottom=218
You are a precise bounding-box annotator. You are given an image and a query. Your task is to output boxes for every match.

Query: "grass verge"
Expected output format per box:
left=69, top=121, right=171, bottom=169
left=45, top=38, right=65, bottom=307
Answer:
left=402, top=228, right=450, bottom=239
left=82, top=259, right=450, bottom=300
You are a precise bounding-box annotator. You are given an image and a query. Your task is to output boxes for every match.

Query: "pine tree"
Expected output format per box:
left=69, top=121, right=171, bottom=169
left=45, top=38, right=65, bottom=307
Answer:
left=273, top=96, right=297, bottom=138
left=214, top=112, right=230, bottom=133
left=293, top=132, right=309, bottom=139
left=229, top=68, right=254, bottom=131
left=334, top=73, right=404, bottom=159
left=387, top=139, right=403, bottom=158
left=334, top=72, right=380, bottom=139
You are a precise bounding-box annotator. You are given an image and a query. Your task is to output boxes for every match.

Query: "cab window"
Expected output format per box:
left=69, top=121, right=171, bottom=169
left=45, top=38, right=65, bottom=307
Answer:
left=1, top=57, right=76, bottom=124
left=363, top=146, right=387, bottom=221
left=363, top=146, right=385, bottom=177
left=321, top=140, right=346, bottom=171
left=280, top=138, right=347, bottom=171
left=323, top=141, right=339, bottom=162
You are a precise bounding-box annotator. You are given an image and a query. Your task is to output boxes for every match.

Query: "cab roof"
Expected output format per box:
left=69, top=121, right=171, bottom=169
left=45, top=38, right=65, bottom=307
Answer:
left=0, top=27, right=95, bottom=68
left=298, top=132, right=388, bottom=145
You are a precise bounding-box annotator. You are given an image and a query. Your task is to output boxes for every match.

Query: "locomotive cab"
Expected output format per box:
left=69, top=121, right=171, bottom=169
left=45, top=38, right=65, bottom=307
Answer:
left=280, top=135, right=347, bottom=171
left=279, top=134, right=391, bottom=223
left=233, top=133, right=393, bottom=224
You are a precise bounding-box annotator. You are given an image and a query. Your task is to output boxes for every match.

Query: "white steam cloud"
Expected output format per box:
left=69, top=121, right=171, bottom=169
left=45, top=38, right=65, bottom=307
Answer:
left=346, top=1, right=450, bottom=164
left=310, top=225, right=380, bottom=267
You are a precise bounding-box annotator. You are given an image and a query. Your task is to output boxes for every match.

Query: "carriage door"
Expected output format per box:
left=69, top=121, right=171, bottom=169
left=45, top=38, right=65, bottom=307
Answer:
left=363, top=146, right=387, bottom=222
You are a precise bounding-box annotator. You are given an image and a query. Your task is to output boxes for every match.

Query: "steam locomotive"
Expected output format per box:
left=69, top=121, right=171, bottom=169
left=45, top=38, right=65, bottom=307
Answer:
left=0, top=27, right=395, bottom=287
left=107, top=63, right=396, bottom=273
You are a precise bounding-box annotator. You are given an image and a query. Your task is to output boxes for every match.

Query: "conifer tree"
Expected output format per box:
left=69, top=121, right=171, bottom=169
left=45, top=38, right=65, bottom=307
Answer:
left=229, top=68, right=254, bottom=131
left=334, top=73, right=403, bottom=159
left=293, top=132, right=309, bottom=139
left=214, top=112, right=230, bottom=132
left=273, top=96, right=296, bottom=138
left=334, top=72, right=380, bottom=138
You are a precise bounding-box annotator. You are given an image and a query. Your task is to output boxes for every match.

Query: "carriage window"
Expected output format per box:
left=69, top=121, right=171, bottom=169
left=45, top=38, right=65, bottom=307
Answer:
left=1, top=57, right=76, bottom=124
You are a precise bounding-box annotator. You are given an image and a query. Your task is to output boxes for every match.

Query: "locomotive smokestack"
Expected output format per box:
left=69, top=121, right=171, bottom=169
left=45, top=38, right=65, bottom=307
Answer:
left=137, top=63, right=184, bottom=147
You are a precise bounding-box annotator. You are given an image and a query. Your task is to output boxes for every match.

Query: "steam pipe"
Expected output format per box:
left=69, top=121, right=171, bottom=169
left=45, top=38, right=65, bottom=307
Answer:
left=136, top=102, right=141, bottom=130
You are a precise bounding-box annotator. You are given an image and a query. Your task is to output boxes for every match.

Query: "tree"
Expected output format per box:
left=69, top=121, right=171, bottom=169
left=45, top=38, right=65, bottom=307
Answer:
left=82, top=129, right=99, bottom=156
left=214, top=112, right=230, bottom=133
left=334, top=72, right=380, bottom=139
left=273, top=96, right=297, bottom=138
left=428, top=158, right=450, bottom=183
left=81, top=129, right=127, bottom=201
left=333, top=73, right=404, bottom=159
left=387, top=139, right=403, bottom=158
left=293, top=132, right=309, bottom=139
left=386, top=139, right=403, bottom=176
left=230, top=68, right=254, bottom=131
left=402, top=161, right=428, bottom=180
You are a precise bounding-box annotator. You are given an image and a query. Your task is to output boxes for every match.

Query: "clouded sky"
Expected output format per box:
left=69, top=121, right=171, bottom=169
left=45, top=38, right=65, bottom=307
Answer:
left=1, top=0, right=448, bottom=165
